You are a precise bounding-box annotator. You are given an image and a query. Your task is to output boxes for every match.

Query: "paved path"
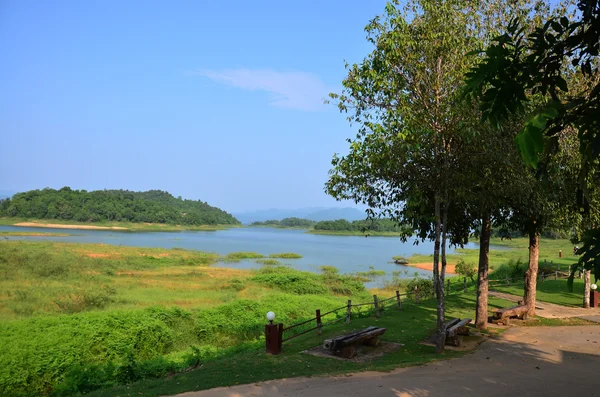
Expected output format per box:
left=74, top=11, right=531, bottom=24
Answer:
left=171, top=326, right=600, bottom=397
left=489, top=291, right=600, bottom=322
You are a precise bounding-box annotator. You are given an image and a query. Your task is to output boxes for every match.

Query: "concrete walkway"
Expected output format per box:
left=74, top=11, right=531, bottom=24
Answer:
left=489, top=291, right=600, bottom=323
left=170, top=326, right=600, bottom=397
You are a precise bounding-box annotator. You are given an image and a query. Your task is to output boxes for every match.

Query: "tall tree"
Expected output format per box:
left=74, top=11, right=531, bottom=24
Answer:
left=325, top=0, right=548, bottom=350
left=464, top=0, right=600, bottom=280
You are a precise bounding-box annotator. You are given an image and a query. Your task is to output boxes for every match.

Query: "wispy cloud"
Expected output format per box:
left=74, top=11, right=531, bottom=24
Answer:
left=194, top=69, right=330, bottom=111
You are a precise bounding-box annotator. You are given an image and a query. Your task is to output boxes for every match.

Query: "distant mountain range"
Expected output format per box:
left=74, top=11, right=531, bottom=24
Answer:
left=233, top=207, right=367, bottom=224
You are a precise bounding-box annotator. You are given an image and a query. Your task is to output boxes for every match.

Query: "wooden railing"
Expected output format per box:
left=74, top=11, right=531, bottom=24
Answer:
left=280, top=271, right=570, bottom=343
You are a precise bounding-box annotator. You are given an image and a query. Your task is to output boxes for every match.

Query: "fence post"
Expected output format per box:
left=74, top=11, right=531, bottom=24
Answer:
left=555, top=271, right=558, bottom=280
left=415, top=286, right=420, bottom=303
left=506, top=276, right=510, bottom=286
left=346, top=299, right=352, bottom=324
left=542, top=273, right=545, bottom=283
left=316, top=309, right=322, bottom=335
left=373, top=295, right=380, bottom=318
left=463, top=277, right=467, bottom=293
left=396, top=290, right=402, bottom=310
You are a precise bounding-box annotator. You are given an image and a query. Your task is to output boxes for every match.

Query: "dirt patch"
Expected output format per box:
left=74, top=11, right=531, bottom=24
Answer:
left=14, top=222, right=128, bottom=230
left=85, top=253, right=115, bottom=258
left=420, top=333, right=488, bottom=351
left=303, top=341, right=403, bottom=363
left=406, top=262, right=456, bottom=274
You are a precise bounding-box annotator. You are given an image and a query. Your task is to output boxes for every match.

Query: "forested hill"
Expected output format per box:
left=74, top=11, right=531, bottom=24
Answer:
left=0, top=188, right=240, bottom=225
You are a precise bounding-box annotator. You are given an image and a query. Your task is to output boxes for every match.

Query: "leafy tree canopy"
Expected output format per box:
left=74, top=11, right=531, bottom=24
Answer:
left=0, top=188, right=239, bottom=225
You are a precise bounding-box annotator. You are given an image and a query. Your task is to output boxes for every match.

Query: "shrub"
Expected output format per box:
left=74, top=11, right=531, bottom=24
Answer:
left=491, top=258, right=527, bottom=281
left=269, top=252, right=302, bottom=259
left=406, top=277, right=434, bottom=301
left=319, top=265, right=339, bottom=275
left=455, top=259, right=477, bottom=282
left=251, top=271, right=329, bottom=295
left=222, top=252, right=265, bottom=262
left=255, top=258, right=281, bottom=266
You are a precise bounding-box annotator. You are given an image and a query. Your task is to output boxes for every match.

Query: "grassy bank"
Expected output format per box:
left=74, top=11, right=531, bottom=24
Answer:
left=0, top=231, right=72, bottom=237
left=308, top=230, right=400, bottom=237
left=0, top=217, right=239, bottom=232
left=83, top=292, right=572, bottom=397
left=406, top=237, right=578, bottom=270
left=492, top=278, right=586, bottom=307
left=0, top=241, right=369, bottom=396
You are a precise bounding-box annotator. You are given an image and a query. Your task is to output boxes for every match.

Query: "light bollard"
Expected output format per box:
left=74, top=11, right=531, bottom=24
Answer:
left=265, top=311, right=283, bottom=355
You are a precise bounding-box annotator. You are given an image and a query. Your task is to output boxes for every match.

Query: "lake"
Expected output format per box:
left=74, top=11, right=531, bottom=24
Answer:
left=0, top=225, right=492, bottom=285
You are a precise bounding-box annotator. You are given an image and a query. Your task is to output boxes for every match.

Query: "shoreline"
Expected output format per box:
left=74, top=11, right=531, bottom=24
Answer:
left=14, top=222, right=128, bottom=230
left=0, top=218, right=239, bottom=232
left=404, top=262, right=457, bottom=274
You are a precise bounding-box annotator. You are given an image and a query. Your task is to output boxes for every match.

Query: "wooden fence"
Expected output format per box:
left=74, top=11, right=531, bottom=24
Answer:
left=280, top=271, right=572, bottom=343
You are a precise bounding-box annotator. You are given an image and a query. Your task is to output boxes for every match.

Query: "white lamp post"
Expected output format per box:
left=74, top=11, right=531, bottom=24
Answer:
left=266, top=311, right=276, bottom=324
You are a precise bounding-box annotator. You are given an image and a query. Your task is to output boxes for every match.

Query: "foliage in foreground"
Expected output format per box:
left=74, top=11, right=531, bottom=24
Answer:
left=0, top=241, right=371, bottom=397
left=76, top=293, right=518, bottom=397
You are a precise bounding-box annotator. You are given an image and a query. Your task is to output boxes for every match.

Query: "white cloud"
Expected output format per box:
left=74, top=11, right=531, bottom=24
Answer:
left=194, top=69, right=330, bottom=111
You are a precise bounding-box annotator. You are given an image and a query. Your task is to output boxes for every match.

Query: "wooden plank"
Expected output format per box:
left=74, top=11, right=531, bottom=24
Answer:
left=323, top=327, right=386, bottom=352
left=494, top=305, right=528, bottom=319
left=444, top=318, right=460, bottom=330
left=447, top=318, right=471, bottom=338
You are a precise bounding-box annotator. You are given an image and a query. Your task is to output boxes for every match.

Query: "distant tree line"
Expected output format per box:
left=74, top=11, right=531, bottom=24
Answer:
left=251, top=217, right=316, bottom=228
left=313, top=218, right=407, bottom=233
left=0, top=187, right=240, bottom=225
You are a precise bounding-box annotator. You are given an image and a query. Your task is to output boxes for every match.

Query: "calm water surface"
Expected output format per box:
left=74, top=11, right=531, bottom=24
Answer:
left=0, top=226, right=495, bottom=285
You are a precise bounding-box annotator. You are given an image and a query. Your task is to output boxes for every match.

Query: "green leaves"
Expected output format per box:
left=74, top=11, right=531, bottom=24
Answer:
left=514, top=104, right=559, bottom=168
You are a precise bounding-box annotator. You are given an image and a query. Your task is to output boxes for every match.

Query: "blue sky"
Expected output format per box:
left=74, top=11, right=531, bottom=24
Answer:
left=0, top=0, right=388, bottom=212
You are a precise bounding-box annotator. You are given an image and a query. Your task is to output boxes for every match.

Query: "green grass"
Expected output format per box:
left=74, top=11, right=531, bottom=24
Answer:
left=0, top=231, right=72, bottom=236
left=308, top=230, right=400, bottom=237
left=80, top=293, right=515, bottom=397
left=255, top=259, right=282, bottom=266
left=0, top=241, right=373, bottom=397
left=0, top=217, right=239, bottom=232
left=1, top=238, right=591, bottom=397
left=491, top=279, right=585, bottom=307
left=407, top=237, right=579, bottom=270
left=269, top=252, right=303, bottom=259
left=222, top=252, right=265, bottom=262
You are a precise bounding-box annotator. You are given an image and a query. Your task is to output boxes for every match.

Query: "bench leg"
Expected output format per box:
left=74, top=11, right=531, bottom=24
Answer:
left=338, top=346, right=357, bottom=359
left=446, top=335, right=461, bottom=347
left=362, top=337, right=381, bottom=347
left=456, top=326, right=470, bottom=336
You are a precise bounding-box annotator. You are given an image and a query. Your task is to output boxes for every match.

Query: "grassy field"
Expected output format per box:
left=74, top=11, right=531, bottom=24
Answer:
left=0, top=231, right=72, bottom=236
left=0, top=241, right=369, bottom=396
left=0, top=238, right=591, bottom=397
left=308, top=230, right=401, bottom=237
left=81, top=293, right=595, bottom=397
left=407, top=237, right=578, bottom=270
left=59, top=293, right=515, bottom=397
left=0, top=217, right=239, bottom=232
left=492, top=278, right=586, bottom=307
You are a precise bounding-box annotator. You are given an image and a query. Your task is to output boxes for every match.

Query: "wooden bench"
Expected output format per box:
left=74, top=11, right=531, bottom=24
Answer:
left=492, top=305, right=529, bottom=325
left=323, top=326, right=386, bottom=358
left=444, top=318, right=471, bottom=346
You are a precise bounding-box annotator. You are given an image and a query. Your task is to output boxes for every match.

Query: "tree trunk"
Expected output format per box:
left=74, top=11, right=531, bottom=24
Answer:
left=475, top=214, right=491, bottom=329
left=435, top=201, right=448, bottom=353
left=523, top=230, right=539, bottom=316
left=583, top=270, right=591, bottom=308
left=433, top=194, right=445, bottom=354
